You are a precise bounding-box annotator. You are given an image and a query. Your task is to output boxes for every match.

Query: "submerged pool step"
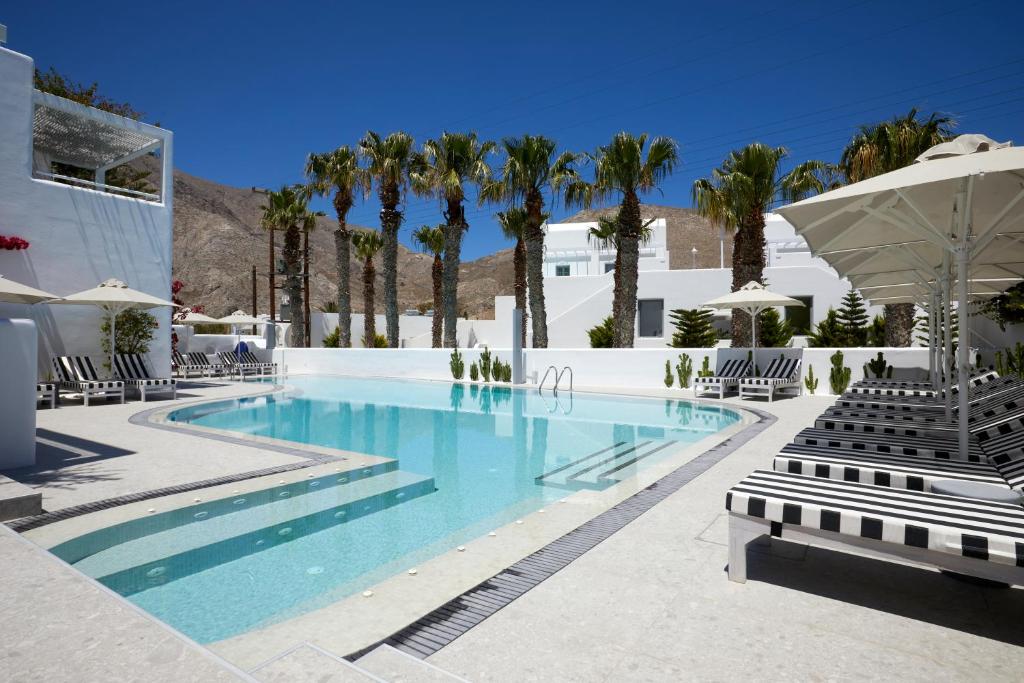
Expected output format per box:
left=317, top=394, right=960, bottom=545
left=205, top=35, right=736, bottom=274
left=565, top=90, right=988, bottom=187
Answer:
left=74, top=470, right=435, bottom=594
left=536, top=440, right=679, bottom=491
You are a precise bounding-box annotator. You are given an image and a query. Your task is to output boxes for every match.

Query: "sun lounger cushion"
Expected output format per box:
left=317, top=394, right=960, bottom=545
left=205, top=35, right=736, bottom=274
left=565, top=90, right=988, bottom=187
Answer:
left=697, top=358, right=750, bottom=381
left=988, top=449, right=1024, bottom=490
left=114, top=354, right=175, bottom=386
left=793, top=428, right=985, bottom=461
left=727, top=469, right=1024, bottom=566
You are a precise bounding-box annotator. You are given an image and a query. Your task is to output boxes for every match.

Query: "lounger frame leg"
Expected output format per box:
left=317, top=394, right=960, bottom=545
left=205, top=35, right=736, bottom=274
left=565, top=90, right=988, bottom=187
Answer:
left=728, top=513, right=770, bottom=583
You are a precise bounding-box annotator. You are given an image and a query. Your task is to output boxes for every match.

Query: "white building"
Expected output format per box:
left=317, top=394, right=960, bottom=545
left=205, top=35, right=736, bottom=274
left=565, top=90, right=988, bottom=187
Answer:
left=543, top=218, right=670, bottom=276
left=0, top=44, right=174, bottom=375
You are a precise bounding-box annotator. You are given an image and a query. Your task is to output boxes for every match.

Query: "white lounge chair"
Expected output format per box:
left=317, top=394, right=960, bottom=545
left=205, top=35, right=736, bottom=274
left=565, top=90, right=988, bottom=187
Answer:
left=114, top=354, right=177, bottom=401
left=693, top=359, right=751, bottom=399
left=52, top=356, right=125, bottom=406
left=187, top=352, right=228, bottom=377
left=218, top=351, right=264, bottom=379
left=738, top=356, right=802, bottom=402
left=37, top=382, right=56, bottom=409
left=172, top=351, right=207, bottom=379
left=240, top=349, right=276, bottom=375
left=726, top=469, right=1024, bottom=586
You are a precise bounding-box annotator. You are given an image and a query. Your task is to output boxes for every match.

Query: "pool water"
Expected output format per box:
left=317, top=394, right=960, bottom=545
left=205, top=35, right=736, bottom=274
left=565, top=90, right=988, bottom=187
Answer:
left=54, top=376, right=739, bottom=643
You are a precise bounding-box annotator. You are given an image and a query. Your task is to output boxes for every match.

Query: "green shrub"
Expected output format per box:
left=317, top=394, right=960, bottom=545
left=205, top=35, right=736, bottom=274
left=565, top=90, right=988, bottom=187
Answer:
left=668, top=308, right=717, bottom=348
left=663, top=360, right=674, bottom=388
left=469, top=362, right=479, bottom=381
left=101, top=309, right=157, bottom=370
left=587, top=316, right=614, bottom=348
left=829, top=350, right=851, bottom=395
left=807, top=308, right=844, bottom=348
left=450, top=348, right=465, bottom=380
left=323, top=326, right=341, bottom=348
left=804, top=365, right=818, bottom=395
left=675, top=354, right=693, bottom=388
left=362, top=333, right=388, bottom=348
left=757, top=308, right=793, bottom=348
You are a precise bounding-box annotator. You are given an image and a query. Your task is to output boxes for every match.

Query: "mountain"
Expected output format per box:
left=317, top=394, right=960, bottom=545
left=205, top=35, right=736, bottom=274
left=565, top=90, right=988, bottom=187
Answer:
left=164, top=162, right=515, bottom=319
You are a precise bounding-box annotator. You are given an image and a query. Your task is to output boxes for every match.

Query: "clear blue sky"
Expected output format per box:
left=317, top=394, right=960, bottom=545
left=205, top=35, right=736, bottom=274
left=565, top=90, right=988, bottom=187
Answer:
left=5, top=0, right=1024, bottom=260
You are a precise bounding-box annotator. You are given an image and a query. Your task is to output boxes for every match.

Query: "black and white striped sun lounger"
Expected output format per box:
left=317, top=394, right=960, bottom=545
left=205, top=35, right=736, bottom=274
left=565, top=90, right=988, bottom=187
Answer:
left=693, top=359, right=751, bottom=399
left=726, top=469, right=1024, bottom=586
left=218, top=351, right=265, bottom=379
left=187, top=352, right=228, bottom=377
left=240, top=349, right=276, bottom=375
left=738, top=357, right=802, bottom=402
left=792, top=428, right=986, bottom=462
left=37, top=382, right=56, bottom=409
left=114, top=354, right=176, bottom=401
left=52, top=356, right=125, bottom=406
left=172, top=351, right=207, bottom=379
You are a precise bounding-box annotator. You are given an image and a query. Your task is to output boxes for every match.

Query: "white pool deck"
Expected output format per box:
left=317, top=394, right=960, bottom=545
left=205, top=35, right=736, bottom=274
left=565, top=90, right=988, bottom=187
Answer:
left=2, top=378, right=1022, bottom=681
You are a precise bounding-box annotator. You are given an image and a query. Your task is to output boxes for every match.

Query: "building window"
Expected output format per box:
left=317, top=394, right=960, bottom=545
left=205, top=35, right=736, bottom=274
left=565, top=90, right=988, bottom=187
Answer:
left=637, top=299, right=664, bottom=338
left=785, top=296, right=813, bottom=335
left=604, top=263, right=615, bottom=273
left=555, top=264, right=570, bottom=277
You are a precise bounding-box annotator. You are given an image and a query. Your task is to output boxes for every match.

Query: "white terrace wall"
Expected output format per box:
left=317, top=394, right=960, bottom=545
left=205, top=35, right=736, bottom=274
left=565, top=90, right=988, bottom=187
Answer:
left=0, top=47, right=174, bottom=376
left=273, top=346, right=932, bottom=396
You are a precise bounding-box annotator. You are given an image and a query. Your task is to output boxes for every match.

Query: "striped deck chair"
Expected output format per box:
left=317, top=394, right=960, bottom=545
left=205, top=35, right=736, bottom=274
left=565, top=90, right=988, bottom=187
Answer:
left=37, top=383, right=56, bottom=409
left=739, top=356, right=802, bottom=402
left=172, top=351, right=207, bottom=379
left=114, top=354, right=177, bottom=401
left=187, top=352, right=227, bottom=377
left=52, top=356, right=124, bottom=406
left=725, top=469, right=1024, bottom=586
left=240, top=349, right=276, bottom=375
left=218, top=351, right=264, bottom=379
left=792, top=427, right=986, bottom=462
left=693, top=359, right=751, bottom=399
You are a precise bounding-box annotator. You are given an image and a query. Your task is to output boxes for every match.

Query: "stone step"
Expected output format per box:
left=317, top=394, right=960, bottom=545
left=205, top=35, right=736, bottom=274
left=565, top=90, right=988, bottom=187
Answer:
left=354, top=645, right=470, bottom=682
left=253, top=643, right=384, bottom=682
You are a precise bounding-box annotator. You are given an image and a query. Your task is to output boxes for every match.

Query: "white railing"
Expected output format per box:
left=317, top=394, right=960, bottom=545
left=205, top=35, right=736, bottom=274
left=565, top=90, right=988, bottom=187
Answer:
left=33, top=171, right=161, bottom=202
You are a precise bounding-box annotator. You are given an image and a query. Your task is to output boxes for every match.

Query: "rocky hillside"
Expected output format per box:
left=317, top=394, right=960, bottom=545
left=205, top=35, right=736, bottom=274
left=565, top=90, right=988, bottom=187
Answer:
left=164, top=161, right=515, bottom=319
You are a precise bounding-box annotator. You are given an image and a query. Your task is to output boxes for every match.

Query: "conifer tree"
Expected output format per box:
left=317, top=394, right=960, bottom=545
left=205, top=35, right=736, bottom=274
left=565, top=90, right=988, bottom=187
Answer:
left=836, top=288, right=869, bottom=346
left=757, top=308, right=793, bottom=348
left=668, top=308, right=718, bottom=348
left=807, top=308, right=845, bottom=347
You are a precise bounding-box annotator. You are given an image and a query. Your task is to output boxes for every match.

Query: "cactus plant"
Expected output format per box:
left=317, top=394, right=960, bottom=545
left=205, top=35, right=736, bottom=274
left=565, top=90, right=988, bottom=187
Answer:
left=664, top=360, right=674, bottom=388
left=866, top=351, right=893, bottom=379
left=479, top=346, right=493, bottom=381
left=1004, top=342, right=1024, bottom=378
left=698, top=355, right=713, bottom=378
left=804, top=365, right=819, bottom=395
left=449, top=348, right=465, bottom=380
left=469, top=362, right=479, bottom=381
left=829, top=349, right=851, bottom=395
left=675, top=354, right=693, bottom=388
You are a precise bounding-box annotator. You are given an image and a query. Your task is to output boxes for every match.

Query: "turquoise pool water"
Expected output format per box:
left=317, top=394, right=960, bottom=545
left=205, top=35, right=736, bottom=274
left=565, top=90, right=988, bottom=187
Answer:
left=54, top=376, right=740, bottom=643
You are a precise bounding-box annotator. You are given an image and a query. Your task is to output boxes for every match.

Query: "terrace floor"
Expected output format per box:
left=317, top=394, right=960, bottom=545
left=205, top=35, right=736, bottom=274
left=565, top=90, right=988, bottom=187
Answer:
left=2, top=379, right=1022, bottom=681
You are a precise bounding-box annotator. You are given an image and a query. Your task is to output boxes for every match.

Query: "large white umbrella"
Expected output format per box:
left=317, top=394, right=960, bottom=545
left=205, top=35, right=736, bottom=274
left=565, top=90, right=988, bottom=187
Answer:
left=51, top=278, right=178, bottom=373
left=777, top=135, right=1024, bottom=458
left=176, top=309, right=220, bottom=325
left=0, top=274, right=61, bottom=304
left=703, top=281, right=804, bottom=367
left=218, top=310, right=267, bottom=361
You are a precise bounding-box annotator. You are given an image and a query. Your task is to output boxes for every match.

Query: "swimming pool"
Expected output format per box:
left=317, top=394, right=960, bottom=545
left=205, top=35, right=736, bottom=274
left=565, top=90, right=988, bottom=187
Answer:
left=53, top=376, right=740, bottom=643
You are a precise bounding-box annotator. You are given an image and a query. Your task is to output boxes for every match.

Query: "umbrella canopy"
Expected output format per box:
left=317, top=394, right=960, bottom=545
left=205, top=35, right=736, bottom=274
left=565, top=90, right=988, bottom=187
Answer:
left=703, top=281, right=803, bottom=357
left=176, top=310, right=220, bottom=325
left=218, top=311, right=266, bottom=327
left=51, top=278, right=178, bottom=373
left=777, top=135, right=1024, bottom=459
left=0, top=274, right=61, bottom=305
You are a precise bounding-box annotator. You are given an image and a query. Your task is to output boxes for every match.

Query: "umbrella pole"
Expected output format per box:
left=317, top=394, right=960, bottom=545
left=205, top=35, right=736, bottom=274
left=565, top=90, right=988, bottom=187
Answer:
left=928, top=290, right=937, bottom=390
left=956, top=247, right=970, bottom=459
left=750, top=307, right=757, bottom=376
left=942, top=253, right=953, bottom=422
left=110, top=310, right=116, bottom=377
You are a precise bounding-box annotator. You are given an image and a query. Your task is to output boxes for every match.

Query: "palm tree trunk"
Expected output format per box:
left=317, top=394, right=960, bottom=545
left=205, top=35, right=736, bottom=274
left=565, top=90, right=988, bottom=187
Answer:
left=282, top=225, right=304, bottom=347
left=525, top=188, right=548, bottom=348
left=513, top=238, right=527, bottom=347
left=364, top=257, right=376, bottom=347
left=730, top=211, right=766, bottom=347
left=379, top=184, right=401, bottom=348
left=442, top=198, right=465, bottom=348
left=614, top=191, right=642, bottom=347
left=333, top=193, right=353, bottom=348
left=431, top=254, right=443, bottom=348
left=303, top=227, right=311, bottom=347
left=884, top=303, right=915, bottom=346
left=268, top=227, right=276, bottom=321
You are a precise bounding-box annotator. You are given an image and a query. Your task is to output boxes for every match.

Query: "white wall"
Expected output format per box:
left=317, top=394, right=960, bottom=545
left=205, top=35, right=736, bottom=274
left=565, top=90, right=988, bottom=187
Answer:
left=273, top=346, right=932, bottom=397
left=542, top=219, right=669, bottom=277
left=0, top=47, right=174, bottom=377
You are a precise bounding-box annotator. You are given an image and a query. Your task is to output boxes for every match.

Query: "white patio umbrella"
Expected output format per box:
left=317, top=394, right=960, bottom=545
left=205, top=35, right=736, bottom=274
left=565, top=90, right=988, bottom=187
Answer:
left=702, top=281, right=804, bottom=368
left=176, top=309, right=220, bottom=325
left=777, top=135, right=1024, bottom=458
left=50, top=278, right=178, bottom=373
left=217, top=310, right=267, bottom=361
left=0, top=274, right=61, bottom=304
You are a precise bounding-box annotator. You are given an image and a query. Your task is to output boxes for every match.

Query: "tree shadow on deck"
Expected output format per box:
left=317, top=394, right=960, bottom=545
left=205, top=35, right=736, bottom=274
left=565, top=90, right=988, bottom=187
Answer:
left=0, top=429, right=136, bottom=491
left=742, top=539, right=1024, bottom=647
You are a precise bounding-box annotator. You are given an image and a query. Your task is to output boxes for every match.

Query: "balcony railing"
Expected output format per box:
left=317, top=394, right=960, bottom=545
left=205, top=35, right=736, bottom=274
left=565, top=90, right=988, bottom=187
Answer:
left=32, top=171, right=161, bottom=202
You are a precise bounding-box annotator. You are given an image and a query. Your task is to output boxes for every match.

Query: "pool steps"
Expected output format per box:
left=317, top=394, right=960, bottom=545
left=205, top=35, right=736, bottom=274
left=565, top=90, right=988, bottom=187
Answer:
left=535, top=439, right=679, bottom=490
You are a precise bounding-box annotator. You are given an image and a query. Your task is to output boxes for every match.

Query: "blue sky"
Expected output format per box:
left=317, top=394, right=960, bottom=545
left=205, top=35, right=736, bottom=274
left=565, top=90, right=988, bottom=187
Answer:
left=5, top=0, right=1024, bottom=260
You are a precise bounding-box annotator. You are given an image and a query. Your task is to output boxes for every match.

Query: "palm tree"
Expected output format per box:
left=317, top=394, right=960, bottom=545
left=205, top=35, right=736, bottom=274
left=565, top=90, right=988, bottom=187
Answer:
left=260, top=185, right=321, bottom=347
left=574, top=133, right=678, bottom=347
left=839, top=110, right=954, bottom=346
left=693, top=143, right=827, bottom=347
left=412, top=225, right=446, bottom=348
left=586, top=212, right=656, bottom=329
left=411, top=132, right=495, bottom=348
left=359, top=131, right=415, bottom=348
left=496, top=207, right=539, bottom=347
left=305, top=146, right=367, bottom=348
left=352, top=229, right=385, bottom=348
left=481, top=135, right=581, bottom=348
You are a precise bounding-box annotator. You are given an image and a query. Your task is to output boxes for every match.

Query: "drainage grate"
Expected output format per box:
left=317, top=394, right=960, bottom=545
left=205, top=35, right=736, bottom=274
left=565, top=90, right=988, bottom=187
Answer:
left=348, top=406, right=776, bottom=660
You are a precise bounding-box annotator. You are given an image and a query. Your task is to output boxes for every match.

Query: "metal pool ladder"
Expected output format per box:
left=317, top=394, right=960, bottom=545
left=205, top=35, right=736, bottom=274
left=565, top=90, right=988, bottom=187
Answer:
left=539, top=365, right=574, bottom=395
